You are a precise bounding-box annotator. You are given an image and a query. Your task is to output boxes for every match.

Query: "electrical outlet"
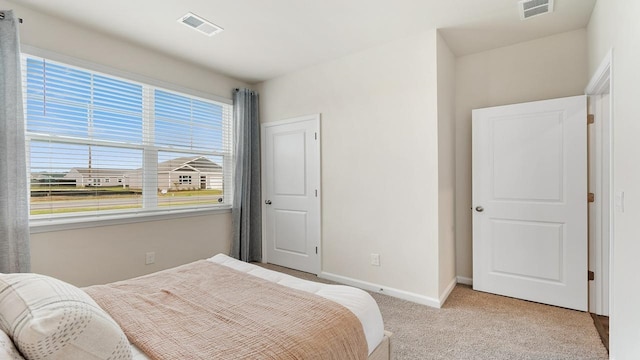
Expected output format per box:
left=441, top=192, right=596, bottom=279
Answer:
left=145, top=252, right=155, bottom=265
left=370, top=253, right=380, bottom=266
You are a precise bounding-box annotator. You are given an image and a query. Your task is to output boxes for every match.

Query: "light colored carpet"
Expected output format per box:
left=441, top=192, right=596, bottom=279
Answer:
left=258, top=263, right=609, bottom=360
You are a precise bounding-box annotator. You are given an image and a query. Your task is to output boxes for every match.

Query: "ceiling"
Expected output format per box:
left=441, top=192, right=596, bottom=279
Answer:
left=10, top=0, right=596, bottom=84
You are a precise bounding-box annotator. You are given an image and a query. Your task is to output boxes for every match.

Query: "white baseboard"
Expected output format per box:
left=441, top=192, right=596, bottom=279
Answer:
left=319, top=271, right=444, bottom=308
left=439, top=277, right=457, bottom=305
left=456, top=276, right=473, bottom=286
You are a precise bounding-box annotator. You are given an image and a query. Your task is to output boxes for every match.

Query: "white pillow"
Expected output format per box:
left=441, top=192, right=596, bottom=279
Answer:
left=0, top=330, right=24, bottom=360
left=0, top=273, right=132, bottom=360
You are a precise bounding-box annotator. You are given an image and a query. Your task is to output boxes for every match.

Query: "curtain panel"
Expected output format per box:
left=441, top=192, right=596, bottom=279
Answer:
left=0, top=10, right=30, bottom=273
left=231, top=88, right=261, bottom=262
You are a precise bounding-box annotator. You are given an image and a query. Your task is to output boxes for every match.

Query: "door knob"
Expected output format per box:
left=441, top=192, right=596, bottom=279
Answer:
left=475, top=206, right=484, bottom=212
left=265, top=200, right=272, bottom=205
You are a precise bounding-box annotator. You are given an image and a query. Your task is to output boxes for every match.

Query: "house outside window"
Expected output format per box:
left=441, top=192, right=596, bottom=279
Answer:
left=24, top=54, right=233, bottom=221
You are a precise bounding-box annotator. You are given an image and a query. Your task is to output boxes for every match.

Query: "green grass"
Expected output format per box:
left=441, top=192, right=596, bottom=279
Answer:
left=31, top=204, right=142, bottom=215
left=30, top=189, right=224, bottom=215
left=31, top=188, right=222, bottom=202
left=31, top=187, right=221, bottom=195
left=31, top=194, right=142, bottom=202
left=31, top=186, right=130, bottom=191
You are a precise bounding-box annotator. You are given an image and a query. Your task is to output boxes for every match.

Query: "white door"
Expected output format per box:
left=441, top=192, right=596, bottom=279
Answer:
left=472, top=95, right=587, bottom=311
left=262, top=114, right=321, bottom=274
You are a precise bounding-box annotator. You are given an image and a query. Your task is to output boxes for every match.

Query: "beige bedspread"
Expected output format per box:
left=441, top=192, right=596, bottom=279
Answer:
left=84, top=260, right=368, bottom=360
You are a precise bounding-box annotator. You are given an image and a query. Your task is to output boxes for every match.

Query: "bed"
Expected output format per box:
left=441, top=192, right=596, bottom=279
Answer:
left=0, top=254, right=392, bottom=360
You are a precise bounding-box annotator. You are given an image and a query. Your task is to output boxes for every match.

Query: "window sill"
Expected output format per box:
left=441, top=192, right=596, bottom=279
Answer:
left=29, top=206, right=232, bottom=234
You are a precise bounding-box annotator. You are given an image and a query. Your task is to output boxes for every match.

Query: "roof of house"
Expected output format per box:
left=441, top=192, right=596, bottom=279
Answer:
left=63, top=157, right=221, bottom=177
left=66, top=168, right=132, bottom=176
left=31, top=172, right=67, bottom=179
left=157, top=156, right=221, bottom=173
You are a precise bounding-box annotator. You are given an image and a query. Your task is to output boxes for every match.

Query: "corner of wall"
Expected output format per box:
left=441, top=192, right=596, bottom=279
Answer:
left=436, top=31, right=458, bottom=296
left=259, top=30, right=444, bottom=301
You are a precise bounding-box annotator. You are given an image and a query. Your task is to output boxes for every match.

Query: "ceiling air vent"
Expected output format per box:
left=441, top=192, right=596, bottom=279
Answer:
left=519, top=0, right=554, bottom=20
left=178, top=12, right=223, bottom=36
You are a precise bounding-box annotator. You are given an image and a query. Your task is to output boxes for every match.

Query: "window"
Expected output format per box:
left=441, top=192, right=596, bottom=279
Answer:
left=24, top=55, right=233, bottom=220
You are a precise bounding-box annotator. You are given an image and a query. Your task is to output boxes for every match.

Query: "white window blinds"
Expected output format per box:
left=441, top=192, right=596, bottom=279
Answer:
left=23, top=55, right=233, bottom=220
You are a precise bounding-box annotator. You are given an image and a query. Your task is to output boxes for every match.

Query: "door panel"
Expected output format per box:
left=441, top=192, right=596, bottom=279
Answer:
left=473, top=95, right=587, bottom=311
left=491, top=113, right=564, bottom=201
left=263, top=115, right=320, bottom=274
left=274, top=210, right=308, bottom=254
left=491, top=219, right=563, bottom=282
left=273, top=131, right=307, bottom=195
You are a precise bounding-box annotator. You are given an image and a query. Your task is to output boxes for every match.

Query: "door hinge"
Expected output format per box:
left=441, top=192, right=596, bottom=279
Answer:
left=587, top=114, right=595, bottom=124
left=588, top=271, right=595, bottom=281
left=315, top=246, right=318, bottom=254
left=588, top=193, right=595, bottom=203
left=315, top=189, right=318, bottom=197
left=314, top=132, right=318, bottom=140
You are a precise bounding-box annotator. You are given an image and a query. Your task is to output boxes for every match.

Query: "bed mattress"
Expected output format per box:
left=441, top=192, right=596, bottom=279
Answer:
left=130, top=254, right=385, bottom=359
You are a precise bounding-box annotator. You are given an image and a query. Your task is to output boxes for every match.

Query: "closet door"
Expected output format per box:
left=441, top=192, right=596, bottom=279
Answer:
left=473, top=95, right=587, bottom=311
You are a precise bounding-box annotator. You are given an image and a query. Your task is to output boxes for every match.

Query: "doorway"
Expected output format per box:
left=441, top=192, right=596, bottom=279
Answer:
left=585, top=50, right=613, bottom=350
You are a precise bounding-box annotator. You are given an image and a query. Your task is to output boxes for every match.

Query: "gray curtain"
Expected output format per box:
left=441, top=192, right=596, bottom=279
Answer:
left=231, top=88, right=261, bottom=262
left=0, top=10, right=30, bottom=273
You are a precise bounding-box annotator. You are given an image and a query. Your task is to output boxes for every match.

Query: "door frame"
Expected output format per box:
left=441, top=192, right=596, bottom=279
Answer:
left=585, top=49, right=613, bottom=316
left=260, top=114, right=322, bottom=271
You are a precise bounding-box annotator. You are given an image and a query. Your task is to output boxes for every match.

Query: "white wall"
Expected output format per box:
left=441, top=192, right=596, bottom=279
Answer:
left=1, top=0, right=247, bottom=286
left=454, top=29, right=588, bottom=280
left=31, top=214, right=231, bottom=287
left=436, top=32, right=457, bottom=296
left=258, top=30, right=449, bottom=303
left=587, top=1, right=640, bottom=358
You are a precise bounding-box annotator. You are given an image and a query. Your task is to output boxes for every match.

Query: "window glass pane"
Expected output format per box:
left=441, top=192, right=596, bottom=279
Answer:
left=92, top=110, right=143, bottom=143
left=157, top=151, right=224, bottom=206
left=30, top=141, right=143, bottom=216
left=154, top=90, right=225, bottom=153
left=26, top=99, right=89, bottom=137
left=92, top=74, right=143, bottom=144
left=28, top=59, right=92, bottom=105
left=25, top=59, right=144, bottom=144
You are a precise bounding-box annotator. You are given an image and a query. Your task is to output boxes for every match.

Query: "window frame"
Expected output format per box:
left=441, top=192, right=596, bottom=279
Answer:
left=23, top=46, right=234, bottom=232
